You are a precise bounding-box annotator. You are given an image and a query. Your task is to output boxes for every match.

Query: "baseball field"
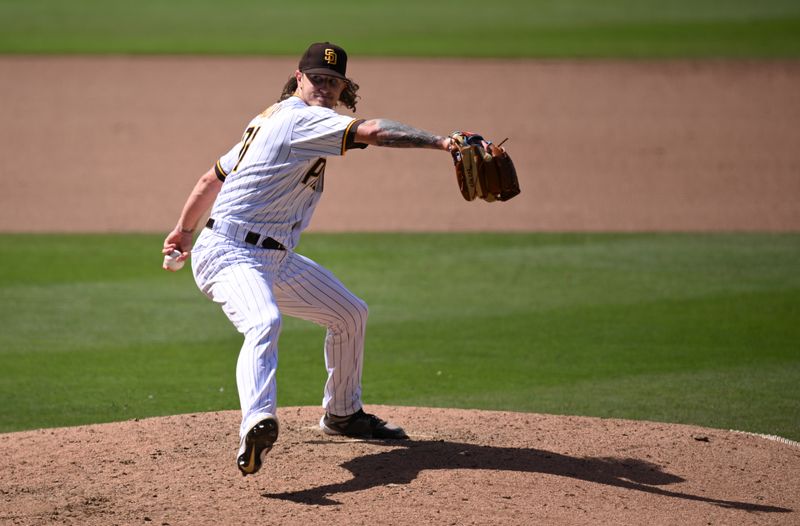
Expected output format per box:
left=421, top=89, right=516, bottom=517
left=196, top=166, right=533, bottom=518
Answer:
left=1, top=1, right=800, bottom=525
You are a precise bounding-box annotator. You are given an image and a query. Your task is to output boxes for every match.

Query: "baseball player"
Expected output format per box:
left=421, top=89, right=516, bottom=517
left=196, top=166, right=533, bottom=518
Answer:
left=162, top=42, right=456, bottom=476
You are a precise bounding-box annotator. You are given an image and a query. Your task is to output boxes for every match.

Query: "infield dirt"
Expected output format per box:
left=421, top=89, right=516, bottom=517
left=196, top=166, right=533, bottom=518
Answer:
left=0, top=57, right=799, bottom=232
left=2, top=407, right=799, bottom=526
left=0, top=57, right=799, bottom=525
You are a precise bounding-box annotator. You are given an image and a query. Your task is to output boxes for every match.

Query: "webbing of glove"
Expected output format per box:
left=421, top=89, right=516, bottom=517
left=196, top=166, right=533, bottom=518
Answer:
left=482, top=143, right=520, bottom=202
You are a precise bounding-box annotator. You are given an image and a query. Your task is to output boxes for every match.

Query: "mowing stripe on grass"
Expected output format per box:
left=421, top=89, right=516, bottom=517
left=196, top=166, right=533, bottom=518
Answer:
left=0, top=233, right=798, bottom=440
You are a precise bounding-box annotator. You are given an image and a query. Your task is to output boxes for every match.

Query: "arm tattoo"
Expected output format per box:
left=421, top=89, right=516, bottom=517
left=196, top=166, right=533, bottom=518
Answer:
left=373, top=119, right=445, bottom=148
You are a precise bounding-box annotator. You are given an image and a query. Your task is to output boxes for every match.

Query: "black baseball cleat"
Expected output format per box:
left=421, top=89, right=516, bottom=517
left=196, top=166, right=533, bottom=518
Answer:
left=320, top=409, right=409, bottom=439
left=237, top=416, right=279, bottom=477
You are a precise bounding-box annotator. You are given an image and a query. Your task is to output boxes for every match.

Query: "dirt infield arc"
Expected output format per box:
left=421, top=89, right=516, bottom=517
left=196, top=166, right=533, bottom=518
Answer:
left=1, top=406, right=798, bottom=525
left=0, top=57, right=799, bottom=232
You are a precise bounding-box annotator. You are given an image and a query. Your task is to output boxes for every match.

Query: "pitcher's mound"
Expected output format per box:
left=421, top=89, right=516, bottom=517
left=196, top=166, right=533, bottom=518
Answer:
left=1, top=406, right=797, bottom=525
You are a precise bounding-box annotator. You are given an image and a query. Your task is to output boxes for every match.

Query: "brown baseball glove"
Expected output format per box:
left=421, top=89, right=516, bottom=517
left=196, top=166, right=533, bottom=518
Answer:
left=449, top=131, right=520, bottom=202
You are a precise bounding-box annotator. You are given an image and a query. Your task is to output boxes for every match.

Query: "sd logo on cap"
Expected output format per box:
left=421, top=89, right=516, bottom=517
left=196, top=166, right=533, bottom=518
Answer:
left=299, top=42, right=348, bottom=79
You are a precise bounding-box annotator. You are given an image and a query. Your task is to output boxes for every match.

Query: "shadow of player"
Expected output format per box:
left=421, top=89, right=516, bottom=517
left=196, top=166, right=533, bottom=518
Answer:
left=263, top=439, right=791, bottom=513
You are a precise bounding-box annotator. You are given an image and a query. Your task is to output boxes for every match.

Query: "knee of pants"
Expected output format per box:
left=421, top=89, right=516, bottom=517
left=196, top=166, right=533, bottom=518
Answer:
left=330, top=297, right=368, bottom=333
left=244, top=315, right=282, bottom=345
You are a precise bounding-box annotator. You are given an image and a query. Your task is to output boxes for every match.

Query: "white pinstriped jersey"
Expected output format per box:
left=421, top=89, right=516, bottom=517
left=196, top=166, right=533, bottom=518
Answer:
left=211, top=96, right=360, bottom=249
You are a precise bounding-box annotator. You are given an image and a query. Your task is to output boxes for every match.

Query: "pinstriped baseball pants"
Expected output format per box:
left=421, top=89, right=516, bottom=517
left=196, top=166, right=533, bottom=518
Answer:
left=191, top=230, right=366, bottom=439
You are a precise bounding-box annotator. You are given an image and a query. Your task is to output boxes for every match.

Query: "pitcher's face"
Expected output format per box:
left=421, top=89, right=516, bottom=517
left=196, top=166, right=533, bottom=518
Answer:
left=295, top=71, right=346, bottom=109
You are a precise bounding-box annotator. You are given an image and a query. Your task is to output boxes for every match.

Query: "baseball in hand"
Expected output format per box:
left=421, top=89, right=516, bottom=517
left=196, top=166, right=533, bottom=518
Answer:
left=163, top=249, right=185, bottom=271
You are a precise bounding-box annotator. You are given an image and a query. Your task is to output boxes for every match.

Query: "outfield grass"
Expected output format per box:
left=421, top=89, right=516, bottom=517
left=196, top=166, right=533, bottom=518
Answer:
left=0, top=0, right=799, bottom=57
left=0, top=233, right=798, bottom=440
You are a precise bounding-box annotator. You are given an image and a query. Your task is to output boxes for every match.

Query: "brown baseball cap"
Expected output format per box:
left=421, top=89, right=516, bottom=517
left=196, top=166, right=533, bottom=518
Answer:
left=298, top=42, right=348, bottom=79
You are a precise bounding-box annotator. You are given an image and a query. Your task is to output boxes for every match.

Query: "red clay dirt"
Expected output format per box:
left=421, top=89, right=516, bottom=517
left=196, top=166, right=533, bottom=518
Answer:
left=0, top=57, right=799, bottom=525
left=0, top=57, right=799, bottom=232
left=2, top=407, right=799, bottom=526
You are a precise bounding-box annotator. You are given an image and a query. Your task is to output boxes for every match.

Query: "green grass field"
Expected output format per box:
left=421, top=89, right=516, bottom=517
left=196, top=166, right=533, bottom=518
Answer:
left=1, top=0, right=799, bottom=57
left=1, top=233, right=798, bottom=440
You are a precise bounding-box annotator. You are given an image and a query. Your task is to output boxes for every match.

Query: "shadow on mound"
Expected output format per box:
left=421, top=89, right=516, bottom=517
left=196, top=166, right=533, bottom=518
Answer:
left=264, top=440, right=791, bottom=513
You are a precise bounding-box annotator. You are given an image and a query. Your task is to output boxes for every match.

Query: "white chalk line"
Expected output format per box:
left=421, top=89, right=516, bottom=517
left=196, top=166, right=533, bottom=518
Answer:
left=730, top=430, right=800, bottom=448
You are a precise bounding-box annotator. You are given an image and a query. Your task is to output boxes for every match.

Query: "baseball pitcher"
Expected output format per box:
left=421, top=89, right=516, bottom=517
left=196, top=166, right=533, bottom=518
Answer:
left=161, top=42, right=517, bottom=476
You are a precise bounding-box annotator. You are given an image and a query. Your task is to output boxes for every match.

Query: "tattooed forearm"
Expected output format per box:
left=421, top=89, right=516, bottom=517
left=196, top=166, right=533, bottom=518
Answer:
left=372, top=119, right=447, bottom=149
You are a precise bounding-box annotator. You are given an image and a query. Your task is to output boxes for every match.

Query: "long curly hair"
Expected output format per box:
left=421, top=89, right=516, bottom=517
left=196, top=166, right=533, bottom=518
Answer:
left=279, top=75, right=360, bottom=112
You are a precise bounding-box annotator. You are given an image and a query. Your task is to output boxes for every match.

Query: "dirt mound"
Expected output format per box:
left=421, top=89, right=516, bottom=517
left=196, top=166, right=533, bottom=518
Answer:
left=1, top=406, right=797, bottom=525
